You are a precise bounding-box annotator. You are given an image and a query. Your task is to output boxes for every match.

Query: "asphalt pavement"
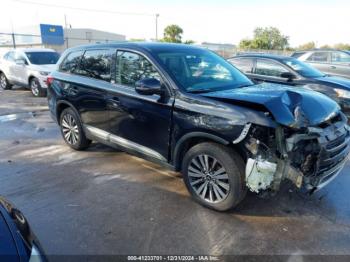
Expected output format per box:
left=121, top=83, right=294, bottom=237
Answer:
left=1, top=87, right=350, bottom=258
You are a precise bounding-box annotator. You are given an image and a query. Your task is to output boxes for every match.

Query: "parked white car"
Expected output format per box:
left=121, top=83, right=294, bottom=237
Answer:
left=0, top=48, right=60, bottom=96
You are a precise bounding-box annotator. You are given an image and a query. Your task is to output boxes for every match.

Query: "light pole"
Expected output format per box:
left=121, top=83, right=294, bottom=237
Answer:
left=155, top=14, right=159, bottom=41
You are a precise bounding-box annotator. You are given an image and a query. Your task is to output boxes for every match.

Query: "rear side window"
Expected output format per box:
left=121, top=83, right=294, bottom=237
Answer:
left=307, top=52, right=329, bottom=62
left=115, top=51, right=160, bottom=88
left=59, top=51, right=84, bottom=73
left=77, top=49, right=114, bottom=82
left=229, top=58, right=254, bottom=73
left=255, top=59, right=289, bottom=77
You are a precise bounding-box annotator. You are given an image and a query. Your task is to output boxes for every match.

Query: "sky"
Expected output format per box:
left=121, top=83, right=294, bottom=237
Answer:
left=1, top=0, right=350, bottom=47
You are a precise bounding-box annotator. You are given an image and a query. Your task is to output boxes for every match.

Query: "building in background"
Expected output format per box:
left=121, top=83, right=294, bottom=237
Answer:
left=0, top=24, right=126, bottom=53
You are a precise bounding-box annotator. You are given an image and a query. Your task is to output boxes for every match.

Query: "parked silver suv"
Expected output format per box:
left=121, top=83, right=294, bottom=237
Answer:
left=0, top=48, right=59, bottom=96
left=291, top=49, right=350, bottom=79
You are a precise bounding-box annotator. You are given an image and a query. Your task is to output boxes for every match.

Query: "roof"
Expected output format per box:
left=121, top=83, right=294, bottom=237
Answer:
left=67, top=42, right=205, bottom=53
left=230, top=53, right=293, bottom=61
left=11, top=48, right=57, bottom=53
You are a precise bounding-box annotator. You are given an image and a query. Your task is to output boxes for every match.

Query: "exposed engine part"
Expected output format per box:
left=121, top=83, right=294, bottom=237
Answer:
left=245, top=158, right=277, bottom=193
left=233, top=123, right=251, bottom=144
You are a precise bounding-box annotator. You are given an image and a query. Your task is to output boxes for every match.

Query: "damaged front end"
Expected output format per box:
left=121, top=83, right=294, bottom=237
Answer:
left=239, top=112, right=350, bottom=194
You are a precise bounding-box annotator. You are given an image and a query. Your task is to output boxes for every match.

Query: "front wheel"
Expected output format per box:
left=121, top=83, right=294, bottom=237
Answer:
left=59, top=108, right=91, bottom=150
left=182, top=142, right=246, bottom=211
left=0, top=73, right=12, bottom=90
left=30, top=78, right=46, bottom=97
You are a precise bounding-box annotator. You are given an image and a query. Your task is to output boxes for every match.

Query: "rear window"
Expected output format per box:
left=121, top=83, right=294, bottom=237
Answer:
left=228, top=58, right=254, bottom=74
left=59, top=51, right=84, bottom=73
left=25, top=52, right=60, bottom=65
left=76, top=49, right=114, bottom=82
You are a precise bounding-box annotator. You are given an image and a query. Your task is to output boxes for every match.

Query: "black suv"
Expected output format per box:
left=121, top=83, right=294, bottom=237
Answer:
left=48, top=43, right=350, bottom=211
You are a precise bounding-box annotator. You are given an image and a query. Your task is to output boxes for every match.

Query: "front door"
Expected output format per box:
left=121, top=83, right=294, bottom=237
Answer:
left=106, top=50, right=173, bottom=161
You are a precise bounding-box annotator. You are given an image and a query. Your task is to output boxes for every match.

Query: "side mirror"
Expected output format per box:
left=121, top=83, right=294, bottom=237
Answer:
left=135, top=78, right=163, bottom=96
left=280, top=72, right=295, bottom=80
left=15, top=59, right=26, bottom=66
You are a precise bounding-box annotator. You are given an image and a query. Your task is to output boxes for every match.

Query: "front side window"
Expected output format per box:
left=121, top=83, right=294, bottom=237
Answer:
left=115, top=51, right=161, bottom=88
left=155, top=48, right=253, bottom=93
left=229, top=58, right=254, bottom=74
left=77, top=49, right=113, bottom=82
left=59, top=51, right=84, bottom=73
left=331, top=52, right=350, bottom=63
left=25, top=52, right=60, bottom=65
left=307, top=52, right=329, bottom=62
left=255, top=59, right=289, bottom=77
left=282, top=58, right=325, bottom=78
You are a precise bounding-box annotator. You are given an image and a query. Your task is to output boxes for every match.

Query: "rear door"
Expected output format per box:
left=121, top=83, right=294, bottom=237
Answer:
left=57, top=49, right=114, bottom=131
left=106, top=50, right=174, bottom=161
left=3, top=51, right=17, bottom=82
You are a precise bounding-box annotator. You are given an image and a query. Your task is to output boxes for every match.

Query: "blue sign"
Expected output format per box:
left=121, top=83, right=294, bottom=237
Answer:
left=40, top=24, right=64, bottom=45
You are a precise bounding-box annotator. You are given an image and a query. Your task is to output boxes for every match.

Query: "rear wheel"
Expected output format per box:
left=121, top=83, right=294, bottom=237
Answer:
left=0, top=73, right=12, bottom=90
left=182, top=142, right=246, bottom=211
left=59, top=108, right=91, bottom=150
left=30, top=78, right=46, bottom=97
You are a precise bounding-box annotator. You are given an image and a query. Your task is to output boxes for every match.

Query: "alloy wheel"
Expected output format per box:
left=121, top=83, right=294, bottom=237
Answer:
left=31, top=80, right=39, bottom=96
left=188, top=154, right=230, bottom=203
left=0, top=74, right=7, bottom=89
left=61, top=114, right=80, bottom=145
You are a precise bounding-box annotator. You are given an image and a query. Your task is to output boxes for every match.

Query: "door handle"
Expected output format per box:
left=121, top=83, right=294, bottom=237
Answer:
left=107, top=98, right=121, bottom=109
left=69, top=86, right=79, bottom=95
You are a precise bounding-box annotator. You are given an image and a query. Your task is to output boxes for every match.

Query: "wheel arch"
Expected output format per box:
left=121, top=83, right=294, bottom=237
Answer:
left=172, top=132, right=230, bottom=171
left=56, top=101, right=80, bottom=125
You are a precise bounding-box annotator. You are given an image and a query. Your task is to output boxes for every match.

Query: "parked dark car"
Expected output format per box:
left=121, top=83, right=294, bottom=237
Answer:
left=0, top=196, right=47, bottom=262
left=47, top=43, right=350, bottom=211
left=291, top=49, right=350, bottom=79
left=228, top=54, right=350, bottom=117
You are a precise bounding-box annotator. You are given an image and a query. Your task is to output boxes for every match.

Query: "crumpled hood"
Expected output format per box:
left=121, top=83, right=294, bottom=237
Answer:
left=202, top=83, right=340, bottom=128
left=28, top=64, right=56, bottom=72
left=314, top=76, right=350, bottom=90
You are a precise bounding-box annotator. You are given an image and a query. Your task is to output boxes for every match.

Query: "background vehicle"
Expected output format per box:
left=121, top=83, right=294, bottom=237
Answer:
left=0, top=48, right=60, bottom=97
left=0, top=196, right=47, bottom=261
left=228, top=54, right=350, bottom=118
left=48, top=43, right=349, bottom=211
left=291, top=49, right=350, bottom=79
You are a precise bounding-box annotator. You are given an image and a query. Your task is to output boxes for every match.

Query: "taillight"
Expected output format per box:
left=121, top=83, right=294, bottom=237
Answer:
left=47, top=76, right=54, bottom=86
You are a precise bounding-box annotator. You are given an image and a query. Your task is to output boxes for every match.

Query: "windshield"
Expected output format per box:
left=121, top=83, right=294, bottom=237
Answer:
left=155, top=48, right=253, bottom=93
left=25, top=52, right=60, bottom=65
left=282, top=58, right=325, bottom=78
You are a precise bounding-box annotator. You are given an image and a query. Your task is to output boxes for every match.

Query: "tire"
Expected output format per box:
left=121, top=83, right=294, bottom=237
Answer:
left=182, top=142, right=247, bottom=211
left=59, top=107, right=91, bottom=150
left=30, top=77, right=46, bottom=97
left=0, top=73, right=12, bottom=90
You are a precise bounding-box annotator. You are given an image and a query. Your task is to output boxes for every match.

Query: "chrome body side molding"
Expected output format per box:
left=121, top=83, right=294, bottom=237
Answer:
left=84, top=125, right=167, bottom=162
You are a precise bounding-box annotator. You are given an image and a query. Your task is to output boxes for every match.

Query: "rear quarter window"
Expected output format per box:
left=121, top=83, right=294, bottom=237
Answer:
left=59, top=51, right=84, bottom=73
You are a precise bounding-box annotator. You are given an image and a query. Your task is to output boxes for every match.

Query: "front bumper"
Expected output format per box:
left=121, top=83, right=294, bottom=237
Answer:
left=305, top=113, right=350, bottom=190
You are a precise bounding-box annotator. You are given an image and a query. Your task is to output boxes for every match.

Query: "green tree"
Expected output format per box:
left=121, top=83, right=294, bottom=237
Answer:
left=297, top=41, right=316, bottom=50
left=184, top=39, right=195, bottom=45
left=333, top=43, right=350, bottom=50
left=239, top=27, right=289, bottom=50
left=162, top=24, right=183, bottom=43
